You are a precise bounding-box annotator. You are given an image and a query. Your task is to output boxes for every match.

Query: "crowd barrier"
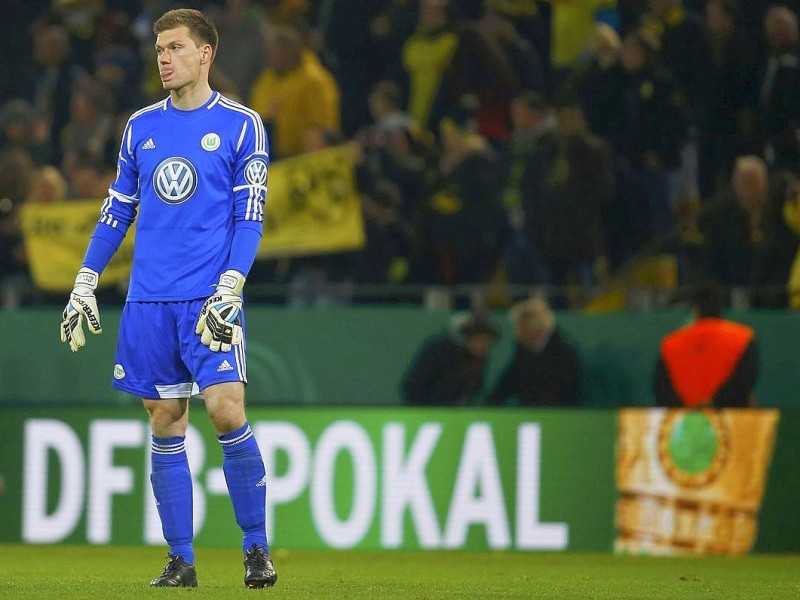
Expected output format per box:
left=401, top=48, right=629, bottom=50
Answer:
left=1, top=306, right=799, bottom=407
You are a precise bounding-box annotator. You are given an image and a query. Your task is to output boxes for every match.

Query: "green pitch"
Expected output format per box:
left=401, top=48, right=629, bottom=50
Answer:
left=1, top=544, right=799, bottom=599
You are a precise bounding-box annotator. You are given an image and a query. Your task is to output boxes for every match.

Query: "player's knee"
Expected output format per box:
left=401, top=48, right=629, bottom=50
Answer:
left=143, top=398, right=189, bottom=437
left=204, top=382, right=246, bottom=435
left=207, top=401, right=246, bottom=435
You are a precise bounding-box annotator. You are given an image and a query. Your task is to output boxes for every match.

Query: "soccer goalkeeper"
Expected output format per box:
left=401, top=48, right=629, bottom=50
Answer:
left=60, top=8, right=276, bottom=590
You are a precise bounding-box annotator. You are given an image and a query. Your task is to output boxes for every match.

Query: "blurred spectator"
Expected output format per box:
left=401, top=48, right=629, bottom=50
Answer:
left=0, top=148, right=35, bottom=307
left=360, top=79, right=417, bottom=146
left=751, top=170, right=800, bottom=307
left=0, top=99, right=52, bottom=165
left=206, top=0, right=267, bottom=102
left=499, top=89, right=557, bottom=286
left=759, top=5, right=800, bottom=172
left=27, top=22, right=90, bottom=166
left=484, top=0, right=551, bottom=81
left=66, top=160, right=115, bottom=201
left=418, top=105, right=506, bottom=285
left=27, top=165, right=68, bottom=204
left=354, top=178, right=418, bottom=287
left=560, top=22, right=625, bottom=142
left=641, top=0, right=713, bottom=208
left=454, top=1, right=546, bottom=144
left=354, top=79, right=432, bottom=286
left=311, top=0, right=388, bottom=136
left=522, top=96, right=615, bottom=306
left=618, top=0, right=648, bottom=33
left=262, top=0, right=312, bottom=25
left=401, top=309, right=500, bottom=406
left=249, top=22, right=341, bottom=159
left=614, top=28, right=690, bottom=254
left=59, top=81, right=116, bottom=175
left=355, top=81, right=434, bottom=223
left=698, top=0, right=759, bottom=200
left=401, top=0, right=460, bottom=134
left=93, top=46, right=145, bottom=115
left=699, top=155, right=777, bottom=290
left=368, top=0, right=425, bottom=85
left=559, top=23, right=632, bottom=270
left=641, top=0, right=712, bottom=120
left=654, top=280, right=758, bottom=407
left=487, top=296, right=581, bottom=406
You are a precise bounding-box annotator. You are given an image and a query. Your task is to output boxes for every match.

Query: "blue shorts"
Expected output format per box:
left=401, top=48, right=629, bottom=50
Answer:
left=111, top=299, right=247, bottom=399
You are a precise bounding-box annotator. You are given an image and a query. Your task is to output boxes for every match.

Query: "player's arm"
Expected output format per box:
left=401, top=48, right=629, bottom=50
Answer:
left=61, top=122, right=140, bottom=352
left=196, top=111, right=269, bottom=352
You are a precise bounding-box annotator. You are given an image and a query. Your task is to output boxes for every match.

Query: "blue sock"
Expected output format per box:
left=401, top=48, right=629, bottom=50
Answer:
left=150, top=435, right=194, bottom=565
left=219, top=423, right=269, bottom=554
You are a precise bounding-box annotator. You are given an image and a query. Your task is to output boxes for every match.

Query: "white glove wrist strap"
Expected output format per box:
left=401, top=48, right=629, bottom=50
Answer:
left=217, top=269, right=245, bottom=295
left=75, top=267, right=99, bottom=291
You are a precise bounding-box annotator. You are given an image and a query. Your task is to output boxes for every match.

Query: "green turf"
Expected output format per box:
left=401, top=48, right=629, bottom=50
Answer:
left=1, top=545, right=799, bottom=599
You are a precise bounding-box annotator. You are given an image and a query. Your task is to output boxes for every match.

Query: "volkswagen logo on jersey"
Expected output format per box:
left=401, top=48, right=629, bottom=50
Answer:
left=153, top=157, right=198, bottom=204
left=244, top=158, right=268, bottom=187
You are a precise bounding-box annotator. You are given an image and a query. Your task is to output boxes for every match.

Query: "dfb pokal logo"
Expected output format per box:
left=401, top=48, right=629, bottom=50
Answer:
left=153, top=157, right=198, bottom=204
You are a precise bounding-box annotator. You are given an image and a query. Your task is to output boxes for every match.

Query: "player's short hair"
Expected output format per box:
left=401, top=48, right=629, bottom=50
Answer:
left=154, top=9, right=219, bottom=59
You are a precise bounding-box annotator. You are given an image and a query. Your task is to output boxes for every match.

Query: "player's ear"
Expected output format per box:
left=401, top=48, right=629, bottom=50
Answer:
left=201, top=44, right=213, bottom=64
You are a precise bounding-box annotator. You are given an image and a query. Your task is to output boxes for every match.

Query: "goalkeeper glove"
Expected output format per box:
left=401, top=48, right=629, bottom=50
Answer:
left=195, top=269, right=245, bottom=352
left=60, top=267, right=103, bottom=352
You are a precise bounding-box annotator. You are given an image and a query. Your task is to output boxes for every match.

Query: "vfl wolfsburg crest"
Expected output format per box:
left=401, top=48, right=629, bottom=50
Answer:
left=201, top=133, right=220, bottom=151
left=153, top=157, right=198, bottom=204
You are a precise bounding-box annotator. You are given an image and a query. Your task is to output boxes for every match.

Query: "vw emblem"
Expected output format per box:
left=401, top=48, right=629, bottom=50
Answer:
left=153, top=157, right=198, bottom=204
left=244, top=158, right=268, bottom=186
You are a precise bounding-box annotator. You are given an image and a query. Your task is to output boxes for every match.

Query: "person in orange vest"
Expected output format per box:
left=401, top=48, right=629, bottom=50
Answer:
left=653, top=281, right=759, bottom=408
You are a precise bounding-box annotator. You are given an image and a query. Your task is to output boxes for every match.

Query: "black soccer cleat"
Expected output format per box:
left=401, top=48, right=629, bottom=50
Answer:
left=149, top=553, right=198, bottom=587
left=243, top=544, right=277, bottom=589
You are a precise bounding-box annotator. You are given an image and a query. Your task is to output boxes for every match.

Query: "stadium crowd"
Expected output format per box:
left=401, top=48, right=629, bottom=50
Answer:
left=1, top=0, right=800, bottom=309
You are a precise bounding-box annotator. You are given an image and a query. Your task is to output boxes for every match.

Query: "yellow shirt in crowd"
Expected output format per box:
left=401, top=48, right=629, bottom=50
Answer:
left=249, top=49, right=341, bottom=158
left=550, top=0, right=617, bottom=69
left=402, top=30, right=459, bottom=131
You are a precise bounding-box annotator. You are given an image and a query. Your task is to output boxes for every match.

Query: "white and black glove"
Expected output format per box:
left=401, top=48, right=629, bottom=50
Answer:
left=60, top=267, right=103, bottom=352
left=195, top=269, right=245, bottom=352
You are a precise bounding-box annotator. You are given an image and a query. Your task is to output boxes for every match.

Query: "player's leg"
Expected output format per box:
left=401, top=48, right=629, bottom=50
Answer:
left=204, top=382, right=276, bottom=588
left=181, top=298, right=276, bottom=587
left=111, top=301, right=198, bottom=587
left=143, top=397, right=197, bottom=587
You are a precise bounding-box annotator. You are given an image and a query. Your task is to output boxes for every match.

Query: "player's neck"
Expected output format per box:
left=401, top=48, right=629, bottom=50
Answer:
left=169, top=81, right=214, bottom=111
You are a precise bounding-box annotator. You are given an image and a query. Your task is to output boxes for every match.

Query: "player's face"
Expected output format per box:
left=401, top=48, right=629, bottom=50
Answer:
left=155, top=26, right=207, bottom=92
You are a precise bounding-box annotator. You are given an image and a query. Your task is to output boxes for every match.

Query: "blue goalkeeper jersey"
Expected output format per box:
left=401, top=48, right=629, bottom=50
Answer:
left=97, top=92, right=268, bottom=302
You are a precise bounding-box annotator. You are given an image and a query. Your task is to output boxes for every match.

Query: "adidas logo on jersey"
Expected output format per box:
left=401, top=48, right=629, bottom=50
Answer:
left=256, top=475, right=267, bottom=487
left=217, top=359, right=234, bottom=372
left=142, top=138, right=156, bottom=150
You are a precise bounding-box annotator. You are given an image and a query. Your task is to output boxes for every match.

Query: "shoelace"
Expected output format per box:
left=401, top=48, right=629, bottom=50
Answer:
left=161, top=554, right=183, bottom=576
left=246, top=545, right=268, bottom=568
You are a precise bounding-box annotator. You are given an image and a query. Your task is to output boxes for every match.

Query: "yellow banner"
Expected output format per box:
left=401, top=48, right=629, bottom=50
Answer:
left=259, top=144, right=365, bottom=258
left=18, top=201, right=135, bottom=292
left=19, top=145, right=365, bottom=292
